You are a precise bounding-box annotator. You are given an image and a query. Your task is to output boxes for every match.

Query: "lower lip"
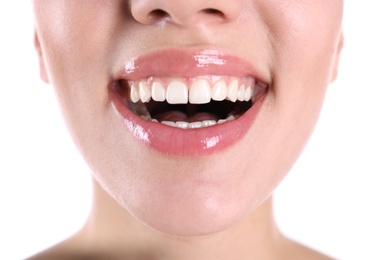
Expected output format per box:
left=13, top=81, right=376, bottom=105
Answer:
left=110, top=83, right=267, bottom=157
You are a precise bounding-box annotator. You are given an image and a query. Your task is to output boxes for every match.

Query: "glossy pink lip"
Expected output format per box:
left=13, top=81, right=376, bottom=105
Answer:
left=118, top=49, right=269, bottom=80
left=110, top=49, right=269, bottom=157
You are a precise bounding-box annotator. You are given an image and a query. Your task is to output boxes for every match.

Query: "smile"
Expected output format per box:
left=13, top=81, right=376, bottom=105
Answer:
left=118, top=75, right=258, bottom=129
left=110, top=49, right=269, bottom=156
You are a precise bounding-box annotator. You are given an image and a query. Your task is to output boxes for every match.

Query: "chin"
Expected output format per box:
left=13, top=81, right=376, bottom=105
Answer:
left=96, top=158, right=267, bottom=237
left=126, top=186, right=258, bottom=237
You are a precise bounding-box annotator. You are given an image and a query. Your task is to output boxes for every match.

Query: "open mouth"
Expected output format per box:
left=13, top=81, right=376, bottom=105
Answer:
left=110, top=48, right=269, bottom=156
left=115, top=75, right=263, bottom=129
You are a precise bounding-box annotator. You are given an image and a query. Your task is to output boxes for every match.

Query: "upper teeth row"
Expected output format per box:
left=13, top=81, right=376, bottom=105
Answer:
left=128, top=76, right=255, bottom=104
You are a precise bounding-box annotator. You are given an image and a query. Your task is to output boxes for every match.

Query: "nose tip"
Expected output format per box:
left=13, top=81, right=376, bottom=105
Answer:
left=130, top=0, right=240, bottom=26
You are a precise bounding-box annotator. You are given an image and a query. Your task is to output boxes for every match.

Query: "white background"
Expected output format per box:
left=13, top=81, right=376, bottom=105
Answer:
left=0, top=1, right=389, bottom=259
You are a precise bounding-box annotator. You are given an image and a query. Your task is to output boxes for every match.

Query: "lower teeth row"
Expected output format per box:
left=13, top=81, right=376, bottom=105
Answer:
left=140, top=115, right=237, bottom=129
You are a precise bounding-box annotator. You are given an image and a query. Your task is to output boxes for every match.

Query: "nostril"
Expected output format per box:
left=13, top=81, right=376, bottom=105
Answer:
left=148, top=9, right=170, bottom=21
left=203, top=8, right=220, bottom=14
left=203, top=8, right=224, bottom=17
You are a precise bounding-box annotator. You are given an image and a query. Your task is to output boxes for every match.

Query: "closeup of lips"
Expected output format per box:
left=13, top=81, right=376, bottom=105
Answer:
left=110, top=49, right=269, bottom=156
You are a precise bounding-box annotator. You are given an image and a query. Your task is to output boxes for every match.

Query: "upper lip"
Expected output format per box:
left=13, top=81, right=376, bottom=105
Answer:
left=113, top=48, right=270, bottom=87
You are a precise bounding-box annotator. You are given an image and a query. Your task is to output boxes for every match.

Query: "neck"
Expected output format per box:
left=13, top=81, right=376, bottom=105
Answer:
left=78, top=179, right=286, bottom=260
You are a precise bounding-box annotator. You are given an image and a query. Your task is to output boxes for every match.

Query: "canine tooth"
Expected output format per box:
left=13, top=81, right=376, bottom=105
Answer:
left=218, top=119, right=227, bottom=124
left=245, top=86, right=253, bottom=101
left=211, top=80, right=227, bottom=101
left=189, top=79, right=211, bottom=104
left=227, top=79, right=238, bottom=102
left=162, top=121, right=176, bottom=127
left=130, top=84, right=140, bottom=103
left=187, top=122, right=203, bottom=129
left=202, top=120, right=217, bottom=127
left=139, top=80, right=151, bottom=103
left=175, top=121, right=189, bottom=129
left=166, top=80, right=188, bottom=104
left=151, top=81, right=165, bottom=102
left=237, top=84, right=246, bottom=101
left=151, top=119, right=158, bottom=123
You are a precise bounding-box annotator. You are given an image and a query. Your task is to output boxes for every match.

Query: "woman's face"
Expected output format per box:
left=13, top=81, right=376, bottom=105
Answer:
left=33, top=0, right=343, bottom=236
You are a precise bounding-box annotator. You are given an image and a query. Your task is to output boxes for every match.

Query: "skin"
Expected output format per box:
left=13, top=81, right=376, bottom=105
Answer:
left=31, top=0, right=343, bottom=259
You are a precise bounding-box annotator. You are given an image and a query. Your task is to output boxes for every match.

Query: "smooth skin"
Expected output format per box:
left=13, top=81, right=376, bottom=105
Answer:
left=31, top=0, right=343, bottom=259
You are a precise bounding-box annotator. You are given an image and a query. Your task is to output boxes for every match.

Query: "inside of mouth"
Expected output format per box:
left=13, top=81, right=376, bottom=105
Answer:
left=116, top=80, right=253, bottom=124
left=131, top=99, right=252, bottom=122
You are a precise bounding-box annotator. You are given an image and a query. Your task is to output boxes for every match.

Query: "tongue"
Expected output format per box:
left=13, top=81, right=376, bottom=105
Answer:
left=188, top=112, right=220, bottom=122
left=154, top=111, right=220, bottom=123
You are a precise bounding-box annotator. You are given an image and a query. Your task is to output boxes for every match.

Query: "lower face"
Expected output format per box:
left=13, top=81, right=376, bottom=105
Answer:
left=33, top=1, right=343, bottom=236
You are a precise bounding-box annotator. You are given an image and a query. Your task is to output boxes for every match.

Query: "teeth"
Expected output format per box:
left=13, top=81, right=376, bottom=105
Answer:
left=139, top=80, right=151, bottom=103
left=143, top=116, right=236, bottom=129
left=211, top=80, right=228, bottom=101
left=189, top=79, right=211, bottom=104
left=161, top=121, right=176, bottom=127
left=226, top=115, right=235, bottom=121
left=202, top=120, right=217, bottom=127
left=237, top=84, right=246, bottom=102
left=187, top=122, right=203, bottom=129
left=166, top=80, right=188, bottom=104
left=128, top=76, right=256, bottom=104
left=176, top=121, right=189, bottom=129
left=245, top=86, right=253, bottom=102
left=227, top=79, right=238, bottom=102
left=151, top=81, right=166, bottom=102
left=130, top=83, right=140, bottom=103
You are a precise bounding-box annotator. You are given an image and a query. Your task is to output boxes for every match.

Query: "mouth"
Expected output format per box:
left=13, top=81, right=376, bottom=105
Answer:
left=110, top=49, right=269, bottom=156
left=115, top=75, right=260, bottom=129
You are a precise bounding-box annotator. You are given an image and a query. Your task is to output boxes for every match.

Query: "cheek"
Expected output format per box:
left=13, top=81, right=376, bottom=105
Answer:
left=269, top=2, right=343, bottom=122
left=35, top=2, right=123, bottom=140
left=271, top=2, right=343, bottom=76
left=35, top=1, right=121, bottom=84
left=241, top=2, right=344, bottom=195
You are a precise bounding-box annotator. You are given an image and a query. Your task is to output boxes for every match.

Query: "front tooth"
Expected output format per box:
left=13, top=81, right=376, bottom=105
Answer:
left=227, top=79, right=238, bottom=102
left=151, top=81, right=166, bottom=102
left=237, top=84, right=246, bottom=101
left=139, top=80, right=151, bottom=103
left=245, top=86, right=253, bottom=101
left=187, top=122, right=203, bottom=129
left=130, top=82, right=140, bottom=103
left=166, top=80, right=188, bottom=104
left=189, top=79, right=211, bottom=104
left=175, top=121, right=189, bottom=129
left=211, top=80, right=227, bottom=101
left=202, top=120, right=217, bottom=127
